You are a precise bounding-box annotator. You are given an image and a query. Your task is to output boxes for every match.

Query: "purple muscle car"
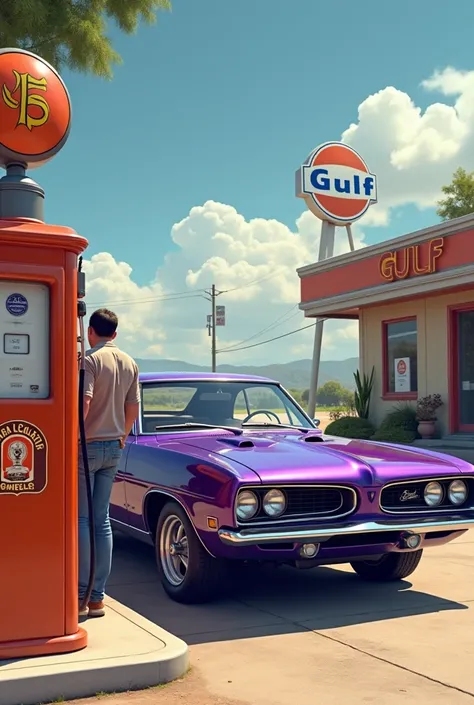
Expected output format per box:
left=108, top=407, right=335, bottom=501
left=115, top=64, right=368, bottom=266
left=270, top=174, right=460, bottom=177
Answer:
left=110, top=372, right=474, bottom=603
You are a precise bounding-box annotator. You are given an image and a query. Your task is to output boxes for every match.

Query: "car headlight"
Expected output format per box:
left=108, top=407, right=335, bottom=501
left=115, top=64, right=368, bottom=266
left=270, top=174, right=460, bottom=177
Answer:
left=424, top=481, right=443, bottom=506
left=236, top=490, right=258, bottom=520
left=448, top=480, right=467, bottom=505
left=262, top=488, right=287, bottom=517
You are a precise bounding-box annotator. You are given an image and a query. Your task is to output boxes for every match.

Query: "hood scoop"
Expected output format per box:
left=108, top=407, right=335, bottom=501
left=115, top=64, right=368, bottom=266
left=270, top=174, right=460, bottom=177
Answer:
left=217, top=437, right=255, bottom=449
left=301, top=432, right=324, bottom=443
left=217, top=436, right=278, bottom=449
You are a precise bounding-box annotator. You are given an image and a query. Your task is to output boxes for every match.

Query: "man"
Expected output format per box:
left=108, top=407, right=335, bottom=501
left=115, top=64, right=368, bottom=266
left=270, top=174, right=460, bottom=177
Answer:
left=78, top=309, right=140, bottom=618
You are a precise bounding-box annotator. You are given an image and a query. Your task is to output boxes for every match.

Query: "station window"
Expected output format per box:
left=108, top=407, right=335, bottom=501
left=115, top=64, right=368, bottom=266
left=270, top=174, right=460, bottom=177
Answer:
left=383, top=317, right=418, bottom=396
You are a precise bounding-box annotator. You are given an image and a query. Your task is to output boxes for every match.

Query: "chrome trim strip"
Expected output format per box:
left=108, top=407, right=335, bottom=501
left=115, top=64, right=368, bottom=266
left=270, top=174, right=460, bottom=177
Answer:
left=110, top=518, right=154, bottom=545
left=218, top=515, right=474, bottom=546
left=235, top=484, right=358, bottom=526
left=379, top=476, right=474, bottom=515
left=111, top=517, right=150, bottom=536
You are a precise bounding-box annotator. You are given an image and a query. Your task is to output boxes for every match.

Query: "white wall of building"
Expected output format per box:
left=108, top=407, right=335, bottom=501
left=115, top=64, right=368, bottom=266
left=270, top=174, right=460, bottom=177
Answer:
left=360, top=289, right=474, bottom=436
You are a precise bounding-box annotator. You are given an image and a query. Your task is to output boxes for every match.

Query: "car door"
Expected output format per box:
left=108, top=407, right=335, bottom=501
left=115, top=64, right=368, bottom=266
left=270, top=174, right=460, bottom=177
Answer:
left=109, top=427, right=136, bottom=525
left=120, top=441, right=152, bottom=532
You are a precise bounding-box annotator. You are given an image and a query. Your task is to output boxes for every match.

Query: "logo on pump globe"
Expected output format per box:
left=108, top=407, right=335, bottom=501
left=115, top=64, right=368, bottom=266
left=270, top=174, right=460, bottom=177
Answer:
left=0, top=49, right=71, bottom=169
left=5, top=293, right=28, bottom=316
left=0, top=420, right=48, bottom=495
left=295, top=142, right=377, bottom=225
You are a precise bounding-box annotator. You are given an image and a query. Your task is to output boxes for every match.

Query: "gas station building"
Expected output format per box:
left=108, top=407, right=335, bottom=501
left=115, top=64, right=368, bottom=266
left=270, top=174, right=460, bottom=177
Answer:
left=297, top=213, right=474, bottom=437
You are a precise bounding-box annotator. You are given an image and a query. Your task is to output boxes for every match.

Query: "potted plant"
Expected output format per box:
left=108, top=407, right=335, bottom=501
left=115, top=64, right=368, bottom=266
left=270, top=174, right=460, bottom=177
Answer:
left=416, top=394, right=443, bottom=439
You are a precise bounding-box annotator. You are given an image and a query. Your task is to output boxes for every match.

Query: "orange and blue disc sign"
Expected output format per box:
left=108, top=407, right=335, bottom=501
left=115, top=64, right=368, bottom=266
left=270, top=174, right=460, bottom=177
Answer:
left=295, top=142, right=377, bottom=226
left=0, top=48, right=71, bottom=169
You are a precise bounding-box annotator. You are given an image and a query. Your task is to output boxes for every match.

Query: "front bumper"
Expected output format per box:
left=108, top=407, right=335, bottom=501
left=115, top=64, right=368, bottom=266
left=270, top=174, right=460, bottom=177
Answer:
left=218, top=514, right=474, bottom=546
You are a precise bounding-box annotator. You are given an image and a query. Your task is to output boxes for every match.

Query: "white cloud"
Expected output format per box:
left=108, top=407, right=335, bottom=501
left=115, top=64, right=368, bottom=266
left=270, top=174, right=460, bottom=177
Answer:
left=84, top=202, right=366, bottom=365
left=342, top=67, right=474, bottom=216
left=84, top=65, right=474, bottom=368
left=421, top=67, right=472, bottom=96
left=83, top=252, right=167, bottom=355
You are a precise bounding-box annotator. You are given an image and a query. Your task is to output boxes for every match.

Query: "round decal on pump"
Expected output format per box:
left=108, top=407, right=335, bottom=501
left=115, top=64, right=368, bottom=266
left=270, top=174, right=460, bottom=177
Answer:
left=0, top=420, right=48, bottom=495
left=295, top=142, right=378, bottom=225
left=5, top=293, right=28, bottom=316
left=0, top=48, right=71, bottom=169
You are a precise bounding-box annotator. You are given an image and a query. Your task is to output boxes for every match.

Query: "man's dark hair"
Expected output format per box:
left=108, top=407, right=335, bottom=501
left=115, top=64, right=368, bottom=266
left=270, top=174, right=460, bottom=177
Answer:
left=89, top=308, right=118, bottom=338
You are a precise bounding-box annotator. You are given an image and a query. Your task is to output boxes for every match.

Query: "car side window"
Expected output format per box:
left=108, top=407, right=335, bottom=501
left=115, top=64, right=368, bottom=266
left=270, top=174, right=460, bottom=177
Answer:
left=141, top=384, right=197, bottom=432
left=235, top=386, right=291, bottom=424
left=142, top=385, right=196, bottom=412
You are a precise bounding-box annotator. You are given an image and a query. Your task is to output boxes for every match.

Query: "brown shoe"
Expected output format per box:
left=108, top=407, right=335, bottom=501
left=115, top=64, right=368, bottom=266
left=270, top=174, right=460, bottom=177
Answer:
left=79, top=602, right=89, bottom=618
left=88, top=600, right=105, bottom=617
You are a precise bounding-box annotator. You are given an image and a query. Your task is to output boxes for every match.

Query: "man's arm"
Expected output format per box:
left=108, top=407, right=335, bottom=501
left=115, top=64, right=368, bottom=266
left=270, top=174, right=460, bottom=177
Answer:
left=124, top=402, right=140, bottom=438
left=83, top=396, right=92, bottom=419
left=82, top=357, right=95, bottom=420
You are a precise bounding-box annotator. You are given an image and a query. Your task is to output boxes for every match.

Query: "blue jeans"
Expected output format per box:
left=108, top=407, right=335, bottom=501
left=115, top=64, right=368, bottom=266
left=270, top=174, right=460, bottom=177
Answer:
left=78, top=440, right=122, bottom=603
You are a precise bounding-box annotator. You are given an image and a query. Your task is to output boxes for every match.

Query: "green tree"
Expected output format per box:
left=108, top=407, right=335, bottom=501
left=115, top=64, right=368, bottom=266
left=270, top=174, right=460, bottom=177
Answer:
left=436, top=167, right=474, bottom=221
left=341, top=388, right=355, bottom=408
left=316, top=380, right=351, bottom=407
left=0, top=0, right=171, bottom=79
left=289, top=388, right=303, bottom=405
left=301, top=388, right=310, bottom=404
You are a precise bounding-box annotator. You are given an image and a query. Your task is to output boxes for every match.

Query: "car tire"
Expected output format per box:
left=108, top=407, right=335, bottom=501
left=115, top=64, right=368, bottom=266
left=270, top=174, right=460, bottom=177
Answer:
left=350, top=550, right=423, bottom=582
left=155, top=501, right=226, bottom=604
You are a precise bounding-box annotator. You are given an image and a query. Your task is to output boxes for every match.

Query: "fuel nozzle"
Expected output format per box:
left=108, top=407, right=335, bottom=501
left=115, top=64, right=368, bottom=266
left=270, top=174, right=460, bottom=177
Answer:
left=77, top=300, right=87, bottom=318
left=77, top=255, right=86, bottom=299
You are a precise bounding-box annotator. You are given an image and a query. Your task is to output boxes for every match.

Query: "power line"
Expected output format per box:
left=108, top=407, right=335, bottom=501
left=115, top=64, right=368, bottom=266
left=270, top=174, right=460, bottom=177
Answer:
left=216, top=321, right=323, bottom=354
left=217, top=305, right=300, bottom=353
left=87, top=291, right=206, bottom=307
left=218, top=268, right=286, bottom=294
left=87, top=266, right=287, bottom=308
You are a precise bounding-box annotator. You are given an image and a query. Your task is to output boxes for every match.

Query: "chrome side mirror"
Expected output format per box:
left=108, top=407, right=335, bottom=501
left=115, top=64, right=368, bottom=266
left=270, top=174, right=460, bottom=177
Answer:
left=313, top=418, right=320, bottom=427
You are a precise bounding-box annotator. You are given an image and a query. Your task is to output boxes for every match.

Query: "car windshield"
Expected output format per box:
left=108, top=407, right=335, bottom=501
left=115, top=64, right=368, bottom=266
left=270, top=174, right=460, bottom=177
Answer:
left=140, top=381, right=314, bottom=433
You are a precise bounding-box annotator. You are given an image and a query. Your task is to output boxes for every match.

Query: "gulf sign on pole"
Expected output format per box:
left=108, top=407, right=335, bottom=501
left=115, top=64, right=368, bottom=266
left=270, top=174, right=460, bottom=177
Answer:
left=295, top=142, right=377, bottom=225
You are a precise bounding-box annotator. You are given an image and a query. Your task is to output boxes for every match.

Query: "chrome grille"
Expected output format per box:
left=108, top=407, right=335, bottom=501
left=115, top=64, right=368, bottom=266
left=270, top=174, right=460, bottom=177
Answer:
left=236, top=485, right=357, bottom=525
left=380, top=477, right=474, bottom=513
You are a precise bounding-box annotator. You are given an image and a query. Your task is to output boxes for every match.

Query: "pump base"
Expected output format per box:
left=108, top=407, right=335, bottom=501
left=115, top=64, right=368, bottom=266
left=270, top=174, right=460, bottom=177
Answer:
left=0, top=628, right=87, bottom=660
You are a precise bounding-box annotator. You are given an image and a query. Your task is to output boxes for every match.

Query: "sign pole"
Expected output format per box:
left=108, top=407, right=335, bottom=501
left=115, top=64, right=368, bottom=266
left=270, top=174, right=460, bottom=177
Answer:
left=306, top=222, right=355, bottom=420
left=307, top=220, right=333, bottom=418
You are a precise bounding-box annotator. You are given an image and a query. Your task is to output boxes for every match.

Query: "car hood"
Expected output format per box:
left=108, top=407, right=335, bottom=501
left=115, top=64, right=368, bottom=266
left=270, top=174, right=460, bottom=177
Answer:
left=178, top=430, right=467, bottom=486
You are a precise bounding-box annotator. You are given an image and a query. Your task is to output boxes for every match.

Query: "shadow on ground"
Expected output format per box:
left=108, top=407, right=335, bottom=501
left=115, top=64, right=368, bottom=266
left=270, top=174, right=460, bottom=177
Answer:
left=107, top=531, right=467, bottom=645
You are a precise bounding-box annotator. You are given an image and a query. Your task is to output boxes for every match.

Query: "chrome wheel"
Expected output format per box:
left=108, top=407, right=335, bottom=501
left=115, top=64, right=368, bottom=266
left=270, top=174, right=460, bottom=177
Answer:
left=159, top=514, right=189, bottom=586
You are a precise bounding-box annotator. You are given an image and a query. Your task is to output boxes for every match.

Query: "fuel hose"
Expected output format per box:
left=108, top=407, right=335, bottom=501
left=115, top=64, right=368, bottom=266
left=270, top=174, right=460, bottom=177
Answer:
left=78, top=303, right=96, bottom=613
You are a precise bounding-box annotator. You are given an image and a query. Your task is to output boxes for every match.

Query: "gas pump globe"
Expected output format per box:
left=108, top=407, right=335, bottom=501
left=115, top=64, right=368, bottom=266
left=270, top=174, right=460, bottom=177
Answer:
left=0, top=48, right=89, bottom=658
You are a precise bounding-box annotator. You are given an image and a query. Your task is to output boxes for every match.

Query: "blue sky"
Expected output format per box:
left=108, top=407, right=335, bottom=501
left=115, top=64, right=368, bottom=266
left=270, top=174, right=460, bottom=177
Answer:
left=29, top=0, right=474, bottom=363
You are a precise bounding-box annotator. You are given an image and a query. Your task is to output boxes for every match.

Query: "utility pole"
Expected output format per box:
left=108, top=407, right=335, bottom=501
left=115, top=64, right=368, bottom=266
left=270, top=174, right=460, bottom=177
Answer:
left=211, top=283, right=217, bottom=372
left=205, top=284, right=226, bottom=372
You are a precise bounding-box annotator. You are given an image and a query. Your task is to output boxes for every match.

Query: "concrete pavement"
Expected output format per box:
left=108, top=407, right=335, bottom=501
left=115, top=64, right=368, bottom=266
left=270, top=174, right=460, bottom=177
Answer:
left=0, top=597, right=188, bottom=705
left=106, top=530, right=474, bottom=704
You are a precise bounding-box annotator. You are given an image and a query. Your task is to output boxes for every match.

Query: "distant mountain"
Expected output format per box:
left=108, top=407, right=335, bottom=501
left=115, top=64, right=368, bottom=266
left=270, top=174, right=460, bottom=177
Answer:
left=134, top=357, right=359, bottom=390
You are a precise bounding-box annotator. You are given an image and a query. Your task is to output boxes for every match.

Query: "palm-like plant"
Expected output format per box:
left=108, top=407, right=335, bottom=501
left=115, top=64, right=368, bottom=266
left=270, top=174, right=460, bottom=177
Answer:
left=353, top=366, right=375, bottom=419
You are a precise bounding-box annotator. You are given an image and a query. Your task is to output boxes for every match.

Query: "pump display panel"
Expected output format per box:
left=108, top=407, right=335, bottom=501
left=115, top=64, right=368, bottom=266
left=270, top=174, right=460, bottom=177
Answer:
left=0, top=282, right=50, bottom=399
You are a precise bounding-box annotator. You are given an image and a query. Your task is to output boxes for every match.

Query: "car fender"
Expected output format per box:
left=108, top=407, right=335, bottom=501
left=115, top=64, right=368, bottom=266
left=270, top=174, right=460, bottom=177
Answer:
left=143, top=487, right=217, bottom=558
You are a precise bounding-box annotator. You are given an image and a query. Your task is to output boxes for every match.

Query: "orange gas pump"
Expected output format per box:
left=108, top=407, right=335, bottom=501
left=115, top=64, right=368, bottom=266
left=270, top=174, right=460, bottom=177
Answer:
left=0, top=48, right=90, bottom=658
